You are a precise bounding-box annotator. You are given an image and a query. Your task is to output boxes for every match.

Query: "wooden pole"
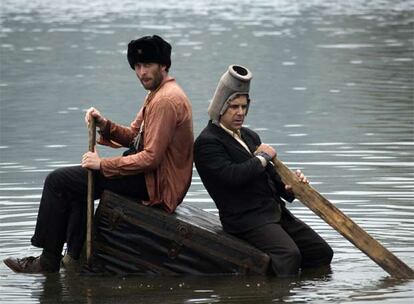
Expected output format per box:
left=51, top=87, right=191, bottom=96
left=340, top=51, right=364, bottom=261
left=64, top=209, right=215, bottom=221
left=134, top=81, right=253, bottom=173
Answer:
left=86, top=118, right=96, bottom=266
left=273, top=158, right=414, bottom=279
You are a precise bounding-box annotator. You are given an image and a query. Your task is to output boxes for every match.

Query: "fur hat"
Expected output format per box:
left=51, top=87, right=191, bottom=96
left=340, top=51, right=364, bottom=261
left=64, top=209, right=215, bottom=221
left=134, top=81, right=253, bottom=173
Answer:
left=208, top=65, right=253, bottom=124
left=127, top=35, right=172, bottom=70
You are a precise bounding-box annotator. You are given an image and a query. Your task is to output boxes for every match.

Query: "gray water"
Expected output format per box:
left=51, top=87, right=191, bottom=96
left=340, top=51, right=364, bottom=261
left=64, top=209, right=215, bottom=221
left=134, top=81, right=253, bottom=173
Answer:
left=0, top=0, right=413, bottom=303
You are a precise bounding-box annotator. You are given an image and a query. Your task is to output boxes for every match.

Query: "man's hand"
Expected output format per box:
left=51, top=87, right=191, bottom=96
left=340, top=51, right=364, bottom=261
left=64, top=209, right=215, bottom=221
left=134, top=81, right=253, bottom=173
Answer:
left=81, top=147, right=101, bottom=170
left=85, top=107, right=107, bottom=129
left=254, top=143, right=277, bottom=160
left=285, top=170, right=309, bottom=192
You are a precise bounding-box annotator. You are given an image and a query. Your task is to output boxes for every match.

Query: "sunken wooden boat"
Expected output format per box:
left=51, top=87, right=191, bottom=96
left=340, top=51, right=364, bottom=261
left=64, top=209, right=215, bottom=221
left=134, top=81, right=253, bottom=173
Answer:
left=91, top=191, right=270, bottom=275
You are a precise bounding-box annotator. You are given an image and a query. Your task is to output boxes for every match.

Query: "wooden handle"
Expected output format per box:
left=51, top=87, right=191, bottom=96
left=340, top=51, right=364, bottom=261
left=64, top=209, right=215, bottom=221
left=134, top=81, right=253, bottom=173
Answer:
left=86, top=118, right=96, bottom=266
left=273, top=158, right=414, bottom=279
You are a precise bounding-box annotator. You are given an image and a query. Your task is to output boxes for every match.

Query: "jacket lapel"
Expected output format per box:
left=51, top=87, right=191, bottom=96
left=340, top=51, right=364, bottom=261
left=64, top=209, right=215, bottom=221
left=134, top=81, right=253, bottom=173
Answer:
left=240, top=129, right=258, bottom=154
left=210, top=123, right=253, bottom=157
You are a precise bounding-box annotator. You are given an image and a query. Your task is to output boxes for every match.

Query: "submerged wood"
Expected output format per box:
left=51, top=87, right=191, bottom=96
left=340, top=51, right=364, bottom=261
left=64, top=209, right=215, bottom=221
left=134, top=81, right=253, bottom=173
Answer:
left=273, top=159, right=414, bottom=279
left=92, top=191, right=270, bottom=275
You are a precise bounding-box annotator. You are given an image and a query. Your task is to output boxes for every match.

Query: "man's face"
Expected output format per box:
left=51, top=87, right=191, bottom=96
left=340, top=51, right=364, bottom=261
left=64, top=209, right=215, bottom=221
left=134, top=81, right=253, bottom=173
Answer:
left=134, top=62, right=165, bottom=91
left=219, top=95, right=248, bottom=132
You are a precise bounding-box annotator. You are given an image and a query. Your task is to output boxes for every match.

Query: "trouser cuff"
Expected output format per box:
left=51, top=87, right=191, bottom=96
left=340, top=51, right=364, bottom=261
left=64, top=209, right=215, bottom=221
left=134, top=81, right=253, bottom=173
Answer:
left=40, top=250, right=62, bottom=271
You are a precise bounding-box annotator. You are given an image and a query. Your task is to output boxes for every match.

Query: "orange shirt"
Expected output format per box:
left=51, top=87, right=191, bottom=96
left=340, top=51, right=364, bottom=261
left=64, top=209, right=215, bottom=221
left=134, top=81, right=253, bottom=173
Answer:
left=98, top=77, right=193, bottom=213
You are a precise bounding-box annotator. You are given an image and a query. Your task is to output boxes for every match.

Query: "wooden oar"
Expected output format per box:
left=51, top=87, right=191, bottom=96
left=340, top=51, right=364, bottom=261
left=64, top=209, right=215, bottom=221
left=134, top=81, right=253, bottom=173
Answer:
left=273, top=158, right=414, bottom=279
left=86, top=118, right=96, bottom=266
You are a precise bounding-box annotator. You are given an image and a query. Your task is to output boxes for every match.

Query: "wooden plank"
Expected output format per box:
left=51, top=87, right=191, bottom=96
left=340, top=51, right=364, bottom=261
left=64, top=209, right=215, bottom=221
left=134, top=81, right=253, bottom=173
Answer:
left=86, top=118, right=96, bottom=266
left=273, top=159, right=414, bottom=279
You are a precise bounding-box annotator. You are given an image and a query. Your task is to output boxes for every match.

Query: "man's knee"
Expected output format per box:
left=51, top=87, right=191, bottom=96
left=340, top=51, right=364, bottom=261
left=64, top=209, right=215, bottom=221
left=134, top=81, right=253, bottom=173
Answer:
left=45, top=167, right=72, bottom=188
left=44, top=166, right=84, bottom=191
left=303, top=241, right=334, bottom=269
left=44, top=169, right=62, bottom=188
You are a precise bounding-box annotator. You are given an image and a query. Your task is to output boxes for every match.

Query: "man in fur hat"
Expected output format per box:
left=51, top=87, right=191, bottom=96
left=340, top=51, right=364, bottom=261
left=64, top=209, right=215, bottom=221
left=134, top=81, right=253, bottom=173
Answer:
left=4, top=35, right=194, bottom=273
left=194, top=65, right=333, bottom=277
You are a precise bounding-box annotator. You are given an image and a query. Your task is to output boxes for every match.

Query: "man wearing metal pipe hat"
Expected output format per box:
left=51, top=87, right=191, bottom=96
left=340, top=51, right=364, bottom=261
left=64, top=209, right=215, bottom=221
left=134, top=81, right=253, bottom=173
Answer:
left=194, top=65, right=333, bottom=277
left=4, top=35, right=194, bottom=273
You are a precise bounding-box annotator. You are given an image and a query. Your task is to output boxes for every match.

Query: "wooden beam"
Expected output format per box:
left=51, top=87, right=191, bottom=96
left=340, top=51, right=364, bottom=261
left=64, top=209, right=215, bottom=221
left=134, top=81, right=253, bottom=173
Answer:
left=86, top=118, right=96, bottom=266
left=273, top=159, right=414, bottom=279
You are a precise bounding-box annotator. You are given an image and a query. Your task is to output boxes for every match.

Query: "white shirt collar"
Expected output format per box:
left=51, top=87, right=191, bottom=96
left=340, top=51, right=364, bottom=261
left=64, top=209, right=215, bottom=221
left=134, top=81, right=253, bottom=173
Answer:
left=220, top=123, right=251, bottom=154
left=220, top=123, right=241, bottom=138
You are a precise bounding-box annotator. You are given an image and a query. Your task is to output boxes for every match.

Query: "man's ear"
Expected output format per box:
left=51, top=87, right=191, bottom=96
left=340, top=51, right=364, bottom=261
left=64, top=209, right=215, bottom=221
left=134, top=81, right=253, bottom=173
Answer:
left=160, top=64, right=168, bottom=72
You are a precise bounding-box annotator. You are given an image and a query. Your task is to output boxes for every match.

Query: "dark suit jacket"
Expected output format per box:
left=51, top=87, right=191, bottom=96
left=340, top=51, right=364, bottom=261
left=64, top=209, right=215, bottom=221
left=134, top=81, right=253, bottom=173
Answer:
left=194, top=121, right=294, bottom=233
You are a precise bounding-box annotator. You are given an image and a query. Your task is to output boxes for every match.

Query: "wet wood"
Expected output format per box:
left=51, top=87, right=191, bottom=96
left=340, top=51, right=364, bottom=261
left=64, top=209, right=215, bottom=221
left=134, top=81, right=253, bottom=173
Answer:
left=86, top=118, right=96, bottom=266
left=92, top=191, right=270, bottom=275
left=273, top=158, right=414, bottom=279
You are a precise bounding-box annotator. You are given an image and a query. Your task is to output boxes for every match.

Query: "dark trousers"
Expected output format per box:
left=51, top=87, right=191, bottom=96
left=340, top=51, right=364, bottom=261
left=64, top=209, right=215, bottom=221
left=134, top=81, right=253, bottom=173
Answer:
left=31, top=166, right=149, bottom=259
left=234, top=207, right=333, bottom=277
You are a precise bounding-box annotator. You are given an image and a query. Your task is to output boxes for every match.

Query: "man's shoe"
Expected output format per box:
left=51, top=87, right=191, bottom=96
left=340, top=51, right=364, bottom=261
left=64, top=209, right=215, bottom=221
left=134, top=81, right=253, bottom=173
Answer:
left=4, top=256, right=44, bottom=273
left=3, top=255, right=59, bottom=273
left=61, top=254, right=81, bottom=272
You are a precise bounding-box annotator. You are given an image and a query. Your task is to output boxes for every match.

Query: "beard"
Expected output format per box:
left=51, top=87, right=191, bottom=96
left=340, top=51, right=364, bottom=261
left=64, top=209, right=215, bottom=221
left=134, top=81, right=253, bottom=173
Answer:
left=139, top=67, right=164, bottom=91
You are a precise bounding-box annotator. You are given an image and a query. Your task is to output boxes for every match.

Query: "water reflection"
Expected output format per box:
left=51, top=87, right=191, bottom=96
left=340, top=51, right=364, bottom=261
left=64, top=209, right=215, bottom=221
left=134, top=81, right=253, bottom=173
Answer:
left=36, top=271, right=331, bottom=304
left=1, top=268, right=411, bottom=303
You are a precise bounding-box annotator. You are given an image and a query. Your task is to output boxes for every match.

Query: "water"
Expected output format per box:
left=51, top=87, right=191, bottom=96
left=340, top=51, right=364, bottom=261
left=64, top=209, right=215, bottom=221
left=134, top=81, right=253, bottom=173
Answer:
left=0, top=0, right=413, bottom=303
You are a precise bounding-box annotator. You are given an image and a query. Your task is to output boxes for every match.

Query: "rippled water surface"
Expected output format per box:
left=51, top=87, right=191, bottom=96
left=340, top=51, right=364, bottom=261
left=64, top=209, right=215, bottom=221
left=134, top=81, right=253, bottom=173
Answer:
left=1, top=0, right=413, bottom=303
